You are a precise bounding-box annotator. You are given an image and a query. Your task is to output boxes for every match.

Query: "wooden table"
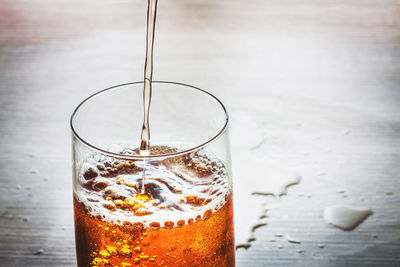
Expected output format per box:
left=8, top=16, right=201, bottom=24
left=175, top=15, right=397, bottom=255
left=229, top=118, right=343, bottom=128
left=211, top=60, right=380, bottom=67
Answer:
left=1, top=0, right=399, bottom=266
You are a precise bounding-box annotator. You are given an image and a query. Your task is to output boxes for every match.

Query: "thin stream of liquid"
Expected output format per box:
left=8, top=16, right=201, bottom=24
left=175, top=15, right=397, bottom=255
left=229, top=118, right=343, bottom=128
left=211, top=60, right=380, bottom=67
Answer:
left=140, top=0, right=158, bottom=193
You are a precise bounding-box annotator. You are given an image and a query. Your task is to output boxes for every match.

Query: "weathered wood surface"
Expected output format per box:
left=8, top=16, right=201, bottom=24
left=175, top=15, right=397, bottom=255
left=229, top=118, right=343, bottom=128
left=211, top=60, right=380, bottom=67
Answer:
left=0, top=0, right=399, bottom=266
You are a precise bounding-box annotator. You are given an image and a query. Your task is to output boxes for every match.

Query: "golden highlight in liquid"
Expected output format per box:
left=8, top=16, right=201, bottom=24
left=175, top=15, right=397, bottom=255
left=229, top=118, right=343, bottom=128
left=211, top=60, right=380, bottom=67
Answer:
left=74, top=147, right=235, bottom=266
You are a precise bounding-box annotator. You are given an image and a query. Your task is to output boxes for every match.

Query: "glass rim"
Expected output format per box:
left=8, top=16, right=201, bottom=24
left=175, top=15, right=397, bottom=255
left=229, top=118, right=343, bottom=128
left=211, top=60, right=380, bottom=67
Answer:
left=70, top=81, right=229, bottom=160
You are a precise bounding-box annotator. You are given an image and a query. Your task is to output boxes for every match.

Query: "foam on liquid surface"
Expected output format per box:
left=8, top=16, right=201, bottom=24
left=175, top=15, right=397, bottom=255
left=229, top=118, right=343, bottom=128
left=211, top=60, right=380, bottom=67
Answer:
left=75, top=146, right=231, bottom=227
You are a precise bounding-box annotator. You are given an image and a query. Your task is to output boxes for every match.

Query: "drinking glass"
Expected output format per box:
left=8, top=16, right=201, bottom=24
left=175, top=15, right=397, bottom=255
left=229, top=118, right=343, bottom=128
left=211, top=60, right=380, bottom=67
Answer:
left=70, top=81, right=235, bottom=266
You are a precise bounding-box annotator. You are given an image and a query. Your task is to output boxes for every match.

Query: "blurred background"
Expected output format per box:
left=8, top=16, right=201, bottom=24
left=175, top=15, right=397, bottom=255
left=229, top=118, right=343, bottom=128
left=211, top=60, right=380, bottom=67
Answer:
left=0, top=0, right=399, bottom=266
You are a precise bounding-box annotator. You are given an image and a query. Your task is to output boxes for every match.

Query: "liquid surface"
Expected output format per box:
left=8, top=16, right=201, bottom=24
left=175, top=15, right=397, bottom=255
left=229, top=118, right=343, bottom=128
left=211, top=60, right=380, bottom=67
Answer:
left=74, top=146, right=234, bottom=266
left=75, top=147, right=231, bottom=226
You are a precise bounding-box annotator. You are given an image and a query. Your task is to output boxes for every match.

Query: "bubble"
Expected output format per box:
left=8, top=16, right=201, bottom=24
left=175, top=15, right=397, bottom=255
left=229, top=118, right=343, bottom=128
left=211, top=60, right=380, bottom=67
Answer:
left=83, top=168, right=98, bottom=180
left=97, top=164, right=105, bottom=171
left=203, top=210, right=212, bottom=220
left=195, top=215, right=202, bottom=222
left=105, top=188, right=116, bottom=195
left=92, top=180, right=110, bottom=191
left=92, top=258, right=102, bottom=265
left=114, top=161, right=124, bottom=169
left=176, top=220, right=185, bottom=227
left=150, top=222, right=161, bottom=230
left=121, top=262, right=132, bottom=267
left=164, top=221, right=174, bottom=229
left=114, top=199, right=124, bottom=207
left=120, top=247, right=132, bottom=257
left=126, top=160, right=136, bottom=167
left=106, top=246, right=117, bottom=256
left=116, top=177, right=126, bottom=185
left=99, top=250, right=110, bottom=259
left=135, top=208, right=153, bottom=216
left=103, top=203, right=116, bottom=211
left=140, top=253, right=149, bottom=261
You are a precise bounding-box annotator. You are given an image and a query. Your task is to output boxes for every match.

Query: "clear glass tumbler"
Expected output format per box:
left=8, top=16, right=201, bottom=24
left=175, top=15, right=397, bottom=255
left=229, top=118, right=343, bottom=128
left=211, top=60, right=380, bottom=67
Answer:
left=70, top=81, right=235, bottom=266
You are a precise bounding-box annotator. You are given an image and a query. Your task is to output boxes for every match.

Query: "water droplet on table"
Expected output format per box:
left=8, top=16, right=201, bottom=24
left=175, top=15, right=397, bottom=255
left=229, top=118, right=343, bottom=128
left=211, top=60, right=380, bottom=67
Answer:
left=323, top=205, right=373, bottom=230
left=286, top=235, right=301, bottom=244
left=235, top=244, right=251, bottom=250
left=34, top=249, right=44, bottom=255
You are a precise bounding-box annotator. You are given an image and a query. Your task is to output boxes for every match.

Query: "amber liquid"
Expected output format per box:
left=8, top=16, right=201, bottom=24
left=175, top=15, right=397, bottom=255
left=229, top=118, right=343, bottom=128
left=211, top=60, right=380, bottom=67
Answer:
left=74, top=147, right=235, bottom=266
left=74, top=196, right=234, bottom=267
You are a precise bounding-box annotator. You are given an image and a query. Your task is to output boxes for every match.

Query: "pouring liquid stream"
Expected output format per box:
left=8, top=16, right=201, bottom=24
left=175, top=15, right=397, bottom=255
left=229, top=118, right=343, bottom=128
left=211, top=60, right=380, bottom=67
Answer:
left=139, top=0, right=158, bottom=194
